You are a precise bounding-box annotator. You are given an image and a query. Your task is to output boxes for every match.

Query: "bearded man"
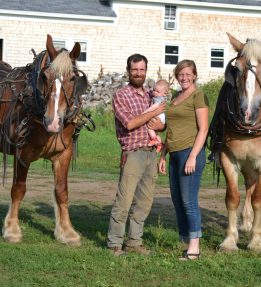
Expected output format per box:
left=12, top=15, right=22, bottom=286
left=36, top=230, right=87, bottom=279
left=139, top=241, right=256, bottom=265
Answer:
left=107, top=54, right=166, bottom=256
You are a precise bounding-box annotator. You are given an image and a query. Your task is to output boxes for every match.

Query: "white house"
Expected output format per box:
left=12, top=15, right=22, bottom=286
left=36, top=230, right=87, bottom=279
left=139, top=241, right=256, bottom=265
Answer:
left=0, top=0, right=260, bottom=84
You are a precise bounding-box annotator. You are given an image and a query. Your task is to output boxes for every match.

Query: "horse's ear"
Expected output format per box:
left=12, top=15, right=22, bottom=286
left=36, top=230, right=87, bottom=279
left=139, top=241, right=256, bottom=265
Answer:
left=227, top=32, right=244, bottom=52
left=70, top=42, right=81, bottom=61
left=46, top=34, right=58, bottom=61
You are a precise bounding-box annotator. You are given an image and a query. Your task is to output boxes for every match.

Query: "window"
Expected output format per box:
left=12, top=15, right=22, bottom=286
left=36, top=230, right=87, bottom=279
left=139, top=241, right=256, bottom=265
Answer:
left=53, top=39, right=88, bottom=63
left=165, top=45, right=179, bottom=65
left=53, top=40, right=66, bottom=51
left=164, top=5, right=176, bottom=30
left=77, top=42, right=87, bottom=62
left=210, top=48, right=224, bottom=68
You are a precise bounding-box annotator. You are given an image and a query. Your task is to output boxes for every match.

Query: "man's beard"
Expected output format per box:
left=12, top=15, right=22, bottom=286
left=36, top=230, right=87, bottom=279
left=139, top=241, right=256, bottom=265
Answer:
left=129, top=75, right=146, bottom=88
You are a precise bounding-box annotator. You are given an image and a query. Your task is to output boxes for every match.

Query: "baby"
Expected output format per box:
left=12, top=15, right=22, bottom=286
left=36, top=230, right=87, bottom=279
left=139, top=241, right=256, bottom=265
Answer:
left=145, top=79, right=169, bottom=152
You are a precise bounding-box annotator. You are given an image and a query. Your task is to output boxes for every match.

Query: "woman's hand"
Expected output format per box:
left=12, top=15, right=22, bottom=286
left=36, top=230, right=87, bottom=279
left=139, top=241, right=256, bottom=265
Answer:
left=159, top=157, right=167, bottom=174
left=184, top=155, right=196, bottom=175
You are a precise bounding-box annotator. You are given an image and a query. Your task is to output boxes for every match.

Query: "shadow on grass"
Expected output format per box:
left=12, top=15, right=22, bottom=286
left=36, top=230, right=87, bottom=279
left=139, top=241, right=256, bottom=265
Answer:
left=144, top=199, right=229, bottom=250
left=0, top=204, right=9, bottom=225
left=0, top=203, right=54, bottom=239
left=0, top=198, right=244, bottom=250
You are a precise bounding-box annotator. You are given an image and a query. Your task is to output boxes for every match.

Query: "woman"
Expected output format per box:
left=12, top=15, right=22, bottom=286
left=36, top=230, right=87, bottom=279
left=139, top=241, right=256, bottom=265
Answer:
left=159, top=59, right=209, bottom=260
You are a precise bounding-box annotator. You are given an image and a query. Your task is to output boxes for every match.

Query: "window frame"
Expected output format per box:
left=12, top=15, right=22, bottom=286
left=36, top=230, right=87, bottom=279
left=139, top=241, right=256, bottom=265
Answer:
left=76, top=40, right=88, bottom=63
left=53, top=39, right=90, bottom=64
left=53, top=40, right=66, bottom=51
left=163, top=44, right=180, bottom=66
left=209, top=46, right=226, bottom=69
left=164, top=5, right=177, bottom=31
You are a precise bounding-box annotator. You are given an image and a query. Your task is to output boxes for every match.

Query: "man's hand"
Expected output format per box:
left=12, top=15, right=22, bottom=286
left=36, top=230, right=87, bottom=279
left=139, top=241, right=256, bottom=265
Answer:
left=126, top=101, right=166, bottom=131
left=147, top=117, right=165, bottom=131
left=147, top=102, right=166, bottom=131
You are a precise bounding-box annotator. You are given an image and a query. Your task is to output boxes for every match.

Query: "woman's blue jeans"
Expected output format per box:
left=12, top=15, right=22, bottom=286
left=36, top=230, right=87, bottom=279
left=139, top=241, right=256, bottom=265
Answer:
left=169, top=147, right=206, bottom=242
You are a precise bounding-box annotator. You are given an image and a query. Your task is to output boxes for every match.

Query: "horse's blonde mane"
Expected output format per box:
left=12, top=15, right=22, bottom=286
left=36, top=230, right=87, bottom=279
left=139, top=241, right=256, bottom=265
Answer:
left=50, top=50, right=73, bottom=77
left=242, top=39, right=261, bottom=62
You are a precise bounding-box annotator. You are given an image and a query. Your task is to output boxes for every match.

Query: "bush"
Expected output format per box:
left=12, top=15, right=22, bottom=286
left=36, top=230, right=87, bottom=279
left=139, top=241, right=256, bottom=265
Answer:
left=200, top=77, right=224, bottom=117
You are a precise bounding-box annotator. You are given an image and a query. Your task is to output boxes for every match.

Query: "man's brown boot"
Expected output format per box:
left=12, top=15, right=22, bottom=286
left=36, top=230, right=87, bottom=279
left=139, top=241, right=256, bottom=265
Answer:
left=124, top=245, right=151, bottom=256
left=108, top=246, right=125, bottom=257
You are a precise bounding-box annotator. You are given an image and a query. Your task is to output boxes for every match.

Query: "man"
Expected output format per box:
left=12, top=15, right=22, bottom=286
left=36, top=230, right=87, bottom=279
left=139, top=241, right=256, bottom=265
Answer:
left=107, top=54, right=166, bottom=256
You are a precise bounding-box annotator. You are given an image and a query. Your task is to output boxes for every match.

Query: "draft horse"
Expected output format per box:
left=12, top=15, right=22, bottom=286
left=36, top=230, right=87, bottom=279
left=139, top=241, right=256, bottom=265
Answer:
left=0, top=34, right=90, bottom=246
left=209, top=33, right=261, bottom=252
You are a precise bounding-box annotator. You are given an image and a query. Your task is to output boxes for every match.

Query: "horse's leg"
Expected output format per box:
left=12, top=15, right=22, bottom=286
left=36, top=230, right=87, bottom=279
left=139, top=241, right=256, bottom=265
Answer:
left=219, top=151, right=240, bottom=251
left=239, top=174, right=254, bottom=232
left=248, top=175, right=261, bottom=252
left=2, top=158, right=29, bottom=243
left=52, top=144, right=81, bottom=246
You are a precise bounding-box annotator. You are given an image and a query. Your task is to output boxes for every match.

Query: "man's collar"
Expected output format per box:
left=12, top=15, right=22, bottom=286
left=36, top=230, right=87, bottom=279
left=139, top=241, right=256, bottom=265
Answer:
left=129, top=84, right=147, bottom=96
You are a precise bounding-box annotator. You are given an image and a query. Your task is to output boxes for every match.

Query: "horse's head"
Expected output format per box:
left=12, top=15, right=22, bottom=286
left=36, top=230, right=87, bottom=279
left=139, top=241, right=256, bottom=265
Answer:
left=37, top=34, right=88, bottom=133
left=227, top=33, right=261, bottom=125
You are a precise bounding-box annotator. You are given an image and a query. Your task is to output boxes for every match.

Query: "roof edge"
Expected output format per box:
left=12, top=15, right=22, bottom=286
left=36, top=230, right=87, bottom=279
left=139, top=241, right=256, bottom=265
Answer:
left=0, top=9, right=116, bottom=22
left=121, top=0, right=261, bottom=11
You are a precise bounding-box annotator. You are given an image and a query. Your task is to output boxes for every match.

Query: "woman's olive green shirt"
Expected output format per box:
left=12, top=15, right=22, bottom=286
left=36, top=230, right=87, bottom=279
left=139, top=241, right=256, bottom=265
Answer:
left=166, top=88, right=209, bottom=153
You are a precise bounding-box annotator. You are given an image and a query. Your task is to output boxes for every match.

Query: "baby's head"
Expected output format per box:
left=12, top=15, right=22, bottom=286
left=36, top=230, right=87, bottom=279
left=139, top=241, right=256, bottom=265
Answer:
left=152, top=79, right=170, bottom=97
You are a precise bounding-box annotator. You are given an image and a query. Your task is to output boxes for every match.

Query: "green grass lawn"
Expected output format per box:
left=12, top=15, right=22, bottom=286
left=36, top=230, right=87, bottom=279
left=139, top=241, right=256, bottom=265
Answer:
left=0, top=126, right=255, bottom=287
left=0, top=188, right=260, bottom=287
left=0, top=78, right=255, bottom=287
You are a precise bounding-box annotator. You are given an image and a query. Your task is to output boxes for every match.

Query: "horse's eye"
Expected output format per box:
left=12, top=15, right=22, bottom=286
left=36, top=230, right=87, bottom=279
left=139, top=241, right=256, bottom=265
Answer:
left=70, top=76, right=76, bottom=82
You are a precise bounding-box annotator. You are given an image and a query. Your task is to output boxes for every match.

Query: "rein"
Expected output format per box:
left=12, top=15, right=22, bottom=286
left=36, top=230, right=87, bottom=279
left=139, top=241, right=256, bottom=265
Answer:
left=62, top=68, right=87, bottom=122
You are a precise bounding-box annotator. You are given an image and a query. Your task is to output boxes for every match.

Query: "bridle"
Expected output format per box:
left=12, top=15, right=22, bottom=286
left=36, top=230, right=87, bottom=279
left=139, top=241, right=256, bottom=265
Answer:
left=41, top=66, right=87, bottom=122
left=246, top=61, right=261, bottom=88
left=207, top=39, right=261, bottom=181
left=0, top=48, right=95, bottom=172
left=224, top=53, right=261, bottom=135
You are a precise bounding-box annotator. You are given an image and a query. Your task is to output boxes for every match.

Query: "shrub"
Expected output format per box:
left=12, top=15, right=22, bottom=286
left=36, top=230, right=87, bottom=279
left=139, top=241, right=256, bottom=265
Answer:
left=200, top=77, right=224, bottom=117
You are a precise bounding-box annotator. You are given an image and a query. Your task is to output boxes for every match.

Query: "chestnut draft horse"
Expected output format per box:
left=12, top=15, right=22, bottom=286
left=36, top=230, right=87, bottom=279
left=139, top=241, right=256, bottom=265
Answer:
left=209, top=33, right=261, bottom=252
left=0, top=34, right=92, bottom=246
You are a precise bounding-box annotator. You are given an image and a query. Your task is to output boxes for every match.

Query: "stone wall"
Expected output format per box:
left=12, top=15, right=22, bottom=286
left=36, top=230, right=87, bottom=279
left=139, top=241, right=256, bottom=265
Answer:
left=82, top=67, right=158, bottom=110
left=82, top=70, right=128, bottom=110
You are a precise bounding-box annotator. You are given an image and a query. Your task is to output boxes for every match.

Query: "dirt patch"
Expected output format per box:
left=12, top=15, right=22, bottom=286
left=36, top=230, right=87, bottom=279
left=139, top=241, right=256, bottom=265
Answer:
left=0, top=172, right=230, bottom=214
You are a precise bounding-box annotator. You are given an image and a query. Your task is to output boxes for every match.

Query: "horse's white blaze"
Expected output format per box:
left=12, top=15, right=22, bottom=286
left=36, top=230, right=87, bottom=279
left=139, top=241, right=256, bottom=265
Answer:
left=47, top=78, right=62, bottom=132
left=245, top=59, right=258, bottom=123
left=54, top=78, right=61, bottom=120
left=245, top=66, right=256, bottom=122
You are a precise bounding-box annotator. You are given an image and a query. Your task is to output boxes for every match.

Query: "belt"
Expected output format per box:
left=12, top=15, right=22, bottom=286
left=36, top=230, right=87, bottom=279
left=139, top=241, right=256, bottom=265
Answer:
left=134, top=146, right=155, bottom=152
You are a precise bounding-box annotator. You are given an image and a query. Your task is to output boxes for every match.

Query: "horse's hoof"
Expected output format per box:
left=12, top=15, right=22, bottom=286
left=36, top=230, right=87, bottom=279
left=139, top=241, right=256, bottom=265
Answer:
left=217, top=244, right=239, bottom=253
left=247, top=240, right=261, bottom=253
left=54, top=228, right=81, bottom=247
left=3, top=234, right=22, bottom=243
left=2, top=230, right=22, bottom=243
left=66, top=239, right=81, bottom=247
left=2, top=225, right=22, bottom=243
left=57, top=237, right=81, bottom=247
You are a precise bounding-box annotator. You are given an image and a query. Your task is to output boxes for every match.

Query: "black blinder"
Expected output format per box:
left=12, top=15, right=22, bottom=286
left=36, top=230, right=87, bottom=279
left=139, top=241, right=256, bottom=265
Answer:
left=37, top=70, right=47, bottom=99
left=74, top=73, right=88, bottom=97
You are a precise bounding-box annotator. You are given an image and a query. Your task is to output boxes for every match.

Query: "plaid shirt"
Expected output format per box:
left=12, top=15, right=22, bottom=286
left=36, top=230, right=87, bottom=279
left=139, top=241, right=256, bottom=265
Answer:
left=113, top=84, right=151, bottom=151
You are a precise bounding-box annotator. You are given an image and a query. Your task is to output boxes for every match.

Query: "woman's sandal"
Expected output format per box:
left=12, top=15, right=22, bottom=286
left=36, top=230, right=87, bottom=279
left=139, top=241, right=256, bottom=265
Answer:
left=179, top=251, right=201, bottom=261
